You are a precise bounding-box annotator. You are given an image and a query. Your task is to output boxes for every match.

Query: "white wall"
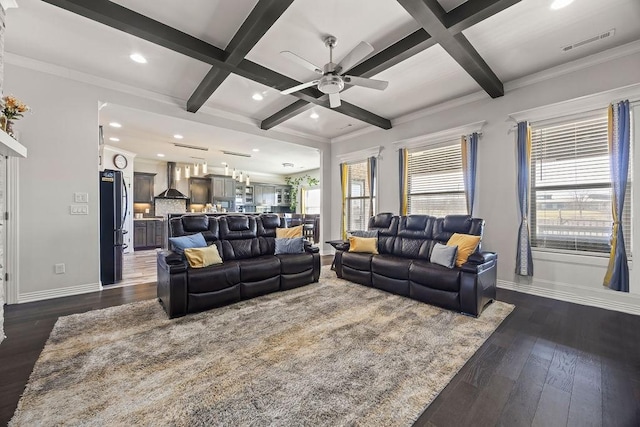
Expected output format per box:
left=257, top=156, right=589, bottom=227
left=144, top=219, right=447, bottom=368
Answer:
left=5, top=61, right=329, bottom=301
left=331, top=48, right=640, bottom=313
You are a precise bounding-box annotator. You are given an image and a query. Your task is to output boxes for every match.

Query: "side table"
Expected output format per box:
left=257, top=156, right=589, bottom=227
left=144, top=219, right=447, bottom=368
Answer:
left=326, top=240, right=349, bottom=271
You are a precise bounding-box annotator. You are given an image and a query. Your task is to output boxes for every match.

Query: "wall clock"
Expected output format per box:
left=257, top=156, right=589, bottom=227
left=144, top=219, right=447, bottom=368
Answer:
left=113, top=154, right=128, bottom=169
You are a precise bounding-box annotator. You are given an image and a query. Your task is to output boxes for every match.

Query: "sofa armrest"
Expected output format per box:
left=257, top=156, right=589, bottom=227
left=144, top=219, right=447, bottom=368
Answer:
left=157, top=250, right=188, bottom=274
left=305, top=245, right=320, bottom=254
left=461, top=251, right=497, bottom=273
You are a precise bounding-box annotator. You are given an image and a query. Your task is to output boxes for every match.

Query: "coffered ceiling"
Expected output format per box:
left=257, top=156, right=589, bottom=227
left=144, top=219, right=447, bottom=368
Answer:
left=4, top=0, right=640, bottom=168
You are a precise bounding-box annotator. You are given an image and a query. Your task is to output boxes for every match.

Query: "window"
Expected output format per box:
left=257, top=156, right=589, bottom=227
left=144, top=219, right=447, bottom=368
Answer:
left=345, top=160, right=374, bottom=231
left=530, top=113, right=632, bottom=254
left=407, top=143, right=467, bottom=216
left=304, top=188, right=321, bottom=215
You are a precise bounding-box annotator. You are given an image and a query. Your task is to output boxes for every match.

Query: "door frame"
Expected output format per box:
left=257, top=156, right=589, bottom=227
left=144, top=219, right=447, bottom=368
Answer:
left=5, top=156, right=19, bottom=304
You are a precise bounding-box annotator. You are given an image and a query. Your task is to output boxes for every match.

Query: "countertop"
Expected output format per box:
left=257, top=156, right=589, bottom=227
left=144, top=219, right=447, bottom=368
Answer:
left=133, top=217, right=165, bottom=221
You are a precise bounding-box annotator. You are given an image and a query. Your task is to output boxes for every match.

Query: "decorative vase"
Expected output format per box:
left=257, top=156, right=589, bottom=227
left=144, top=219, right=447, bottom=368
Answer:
left=0, top=116, right=6, bottom=132
left=6, top=120, right=13, bottom=137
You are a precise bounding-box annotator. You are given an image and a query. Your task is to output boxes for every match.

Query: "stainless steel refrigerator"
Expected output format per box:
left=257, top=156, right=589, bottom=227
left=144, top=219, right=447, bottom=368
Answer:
left=99, top=169, right=128, bottom=285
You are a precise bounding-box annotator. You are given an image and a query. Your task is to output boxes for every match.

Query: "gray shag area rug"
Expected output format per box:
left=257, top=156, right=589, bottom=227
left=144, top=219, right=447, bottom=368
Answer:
left=11, top=269, right=513, bottom=426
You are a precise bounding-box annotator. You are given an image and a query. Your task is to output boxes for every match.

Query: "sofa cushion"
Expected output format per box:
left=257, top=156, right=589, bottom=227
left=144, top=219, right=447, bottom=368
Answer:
left=349, top=229, right=379, bottom=238
left=371, top=255, right=412, bottom=280
left=239, top=256, right=281, bottom=282
left=187, top=261, right=240, bottom=293
left=341, top=252, right=373, bottom=271
left=169, top=233, right=207, bottom=255
left=220, top=238, right=261, bottom=260
left=348, top=236, right=379, bottom=254
left=409, top=260, right=461, bottom=293
left=447, top=233, right=481, bottom=267
left=184, top=245, right=223, bottom=268
left=277, top=253, right=314, bottom=275
left=274, top=237, right=305, bottom=254
left=430, top=243, right=458, bottom=269
left=219, top=215, right=257, bottom=240
left=276, top=225, right=302, bottom=238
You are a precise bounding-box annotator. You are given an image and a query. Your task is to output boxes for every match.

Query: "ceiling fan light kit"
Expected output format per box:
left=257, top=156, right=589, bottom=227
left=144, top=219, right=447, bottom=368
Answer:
left=280, top=35, right=388, bottom=108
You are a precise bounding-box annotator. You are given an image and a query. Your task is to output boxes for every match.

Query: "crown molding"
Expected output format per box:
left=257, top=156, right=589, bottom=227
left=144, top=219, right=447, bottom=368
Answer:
left=331, top=125, right=378, bottom=144
left=0, top=0, right=18, bottom=10
left=336, top=146, right=382, bottom=163
left=393, top=121, right=485, bottom=150
left=101, top=144, right=138, bottom=158
left=273, top=125, right=331, bottom=144
left=505, top=39, right=640, bottom=92
left=509, top=82, right=640, bottom=124
left=391, top=91, right=488, bottom=127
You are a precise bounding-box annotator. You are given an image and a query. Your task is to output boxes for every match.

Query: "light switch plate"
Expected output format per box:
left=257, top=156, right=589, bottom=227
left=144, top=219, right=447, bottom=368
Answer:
left=70, top=205, right=89, bottom=215
left=74, top=192, right=89, bottom=203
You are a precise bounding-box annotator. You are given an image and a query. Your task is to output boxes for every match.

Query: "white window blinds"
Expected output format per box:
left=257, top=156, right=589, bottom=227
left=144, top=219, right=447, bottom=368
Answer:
left=407, top=143, right=467, bottom=217
left=530, top=114, right=632, bottom=254
left=346, top=161, right=373, bottom=232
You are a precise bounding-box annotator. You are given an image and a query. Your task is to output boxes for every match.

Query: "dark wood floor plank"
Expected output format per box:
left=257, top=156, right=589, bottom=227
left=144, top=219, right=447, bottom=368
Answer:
left=460, top=373, right=516, bottom=427
left=545, top=344, right=579, bottom=393
left=567, top=357, right=602, bottom=427
left=601, top=363, right=640, bottom=427
left=531, top=383, right=571, bottom=427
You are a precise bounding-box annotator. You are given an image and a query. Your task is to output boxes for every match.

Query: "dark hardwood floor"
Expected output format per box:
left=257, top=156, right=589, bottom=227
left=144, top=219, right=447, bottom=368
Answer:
left=1, top=258, right=639, bottom=426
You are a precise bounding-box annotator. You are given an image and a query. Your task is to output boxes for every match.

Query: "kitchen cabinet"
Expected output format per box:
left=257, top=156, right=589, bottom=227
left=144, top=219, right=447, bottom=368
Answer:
left=255, top=184, right=275, bottom=206
left=133, top=219, right=164, bottom=249
left=275, top=186, right=291, bottom=206
left=133, top=172, right=156, bottom=203
left=189, top=177, right=211, bottom=204
left=212, top=177, right=235, bottom=199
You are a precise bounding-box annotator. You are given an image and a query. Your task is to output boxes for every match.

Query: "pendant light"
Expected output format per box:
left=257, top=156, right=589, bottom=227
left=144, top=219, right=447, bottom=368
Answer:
left=224, top=164, right=229, bottom=176
left=175, top=167, right=181, bottom=181
left=203, top=162, right=208, bottom=174
left=239, top=171, right=243, bottom=182
left=185, top=166, right=191, bottom=179
left=246, top=175, right=250, bottom=186
left=193, top=163, right=199, bottom=176
left=232, top=168, right=237, bottom=179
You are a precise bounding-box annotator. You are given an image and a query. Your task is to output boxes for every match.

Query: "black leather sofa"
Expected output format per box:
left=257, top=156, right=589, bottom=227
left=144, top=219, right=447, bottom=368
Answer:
left=334, top=213, right=497, bottom=317
left=157, top=213, right=321, bottom=318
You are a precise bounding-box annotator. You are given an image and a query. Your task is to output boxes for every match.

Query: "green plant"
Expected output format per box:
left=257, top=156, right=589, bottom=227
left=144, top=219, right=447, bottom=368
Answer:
left=284, top=174, right=319, bottom=212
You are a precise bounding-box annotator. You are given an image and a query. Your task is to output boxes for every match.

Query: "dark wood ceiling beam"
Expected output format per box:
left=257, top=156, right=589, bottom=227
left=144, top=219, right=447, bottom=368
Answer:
left=446, top=0, right=521, bottom=34
left=397, top=0, right=504, bottom=98
left=43, top=0, right=391, bottom=130
left=187, top=0, right=294, bottom=113
left=261, top=0, right=519, bottom=130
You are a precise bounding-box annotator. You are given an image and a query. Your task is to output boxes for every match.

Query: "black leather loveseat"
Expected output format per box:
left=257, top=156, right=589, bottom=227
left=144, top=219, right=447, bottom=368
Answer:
left=334, top=213, right=497, bottom=317
left=157, top=213, right=321, bottom=318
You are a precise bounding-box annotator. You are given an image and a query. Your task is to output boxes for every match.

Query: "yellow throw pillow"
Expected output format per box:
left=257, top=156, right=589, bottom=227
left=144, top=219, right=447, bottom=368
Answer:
left=276, top=225, right=303, bottom=238
left=348, top=236, right=379, bottom=254
left=446, top=233, right=481, bottom=267
left=184, top=245, right=223, bottom=268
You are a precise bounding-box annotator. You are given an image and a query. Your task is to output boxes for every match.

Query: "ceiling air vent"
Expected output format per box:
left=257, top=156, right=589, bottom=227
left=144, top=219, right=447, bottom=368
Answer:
left=221, top=150, right=252, bottom=158
left=562, top=29, right=615, bottom=52
left=173, top=143, right=209, bottom=151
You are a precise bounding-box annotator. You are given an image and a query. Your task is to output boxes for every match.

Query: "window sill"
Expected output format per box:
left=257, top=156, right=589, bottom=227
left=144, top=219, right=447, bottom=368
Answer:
left=532, top=248, right=633, bottom=269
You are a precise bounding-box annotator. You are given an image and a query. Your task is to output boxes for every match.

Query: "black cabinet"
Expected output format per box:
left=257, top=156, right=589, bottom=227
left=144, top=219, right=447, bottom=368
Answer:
left=134, top=172, right=156, bottom=203
left=133, top=220, right=164, bottom=249
left=189, top=177, right=211, bottom=204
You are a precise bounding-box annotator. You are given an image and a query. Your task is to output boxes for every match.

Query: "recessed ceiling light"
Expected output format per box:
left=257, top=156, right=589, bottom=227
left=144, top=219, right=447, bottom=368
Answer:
left=282, top=162, right=294, bottom=168
left=109, top=122, right=122, bottom=128
left=252, top=93, right=264, bottom=101
left=109, top=137, right=120, bottom=142
left=157, top=153, right=165, bottom=157
left=310, top=112, right=319, bottom=119
left=550, top=0, right=574, bottom=10
left=252, top=148, right=260, bottom=152
left=130, top=53, right=147, bottom=64
left=173, top=134, right=184, bottom=139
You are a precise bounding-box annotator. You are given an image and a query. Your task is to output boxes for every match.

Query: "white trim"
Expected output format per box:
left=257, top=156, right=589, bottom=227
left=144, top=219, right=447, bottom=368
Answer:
left=336, top=146, right=381, bottom=163
left=331, top=126, right=378, bottom=144
left=101, top=144, right=138, bottom=159
left=392, top=121, right=485, bottom=150
left=273, top=125, right=331, bottom=144
left=0, top=129, right=27, bottom=158
left=392, top=91, right=488, bottom=126
left=498, top=278, right=640, bottom=316
left=5, top=157, right=19, bottom=304
left=509, top=82, right=640, bottom=123
left=505, top=40, right=640, bottom=93
left=17, top=282, right=102, bottom=304
left=0, top=0, right=18, bottom=10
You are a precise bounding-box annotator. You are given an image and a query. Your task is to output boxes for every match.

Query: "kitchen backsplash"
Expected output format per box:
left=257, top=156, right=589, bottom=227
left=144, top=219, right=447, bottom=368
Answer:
left=155, top=199, right=187, bottom=218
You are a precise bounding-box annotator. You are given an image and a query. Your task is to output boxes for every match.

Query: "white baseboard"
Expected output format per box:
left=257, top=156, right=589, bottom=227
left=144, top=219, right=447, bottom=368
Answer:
left=18, top=282, right=101, bottom=304
left=497, top=278, right=640, bottom=316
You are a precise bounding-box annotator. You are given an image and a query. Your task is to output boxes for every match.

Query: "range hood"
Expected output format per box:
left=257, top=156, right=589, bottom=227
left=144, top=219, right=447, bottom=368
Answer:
left=155, top=162, right=189, bottom=199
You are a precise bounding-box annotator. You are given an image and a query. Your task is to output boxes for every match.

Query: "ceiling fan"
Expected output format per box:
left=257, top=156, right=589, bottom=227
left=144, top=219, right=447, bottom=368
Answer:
left=280, top=35, right=389, bottom=108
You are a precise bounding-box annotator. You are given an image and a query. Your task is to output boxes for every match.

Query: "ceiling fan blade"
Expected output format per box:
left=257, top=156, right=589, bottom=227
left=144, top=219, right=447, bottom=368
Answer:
left=280, top=80, right=319, bottom=95
left=336, top=41, right=374, bottom=74
left=329, top=92, right=341, bottom=108
left=343, top=75, right=389, bottom=91
left=280, top=51, right=323, bottom=74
